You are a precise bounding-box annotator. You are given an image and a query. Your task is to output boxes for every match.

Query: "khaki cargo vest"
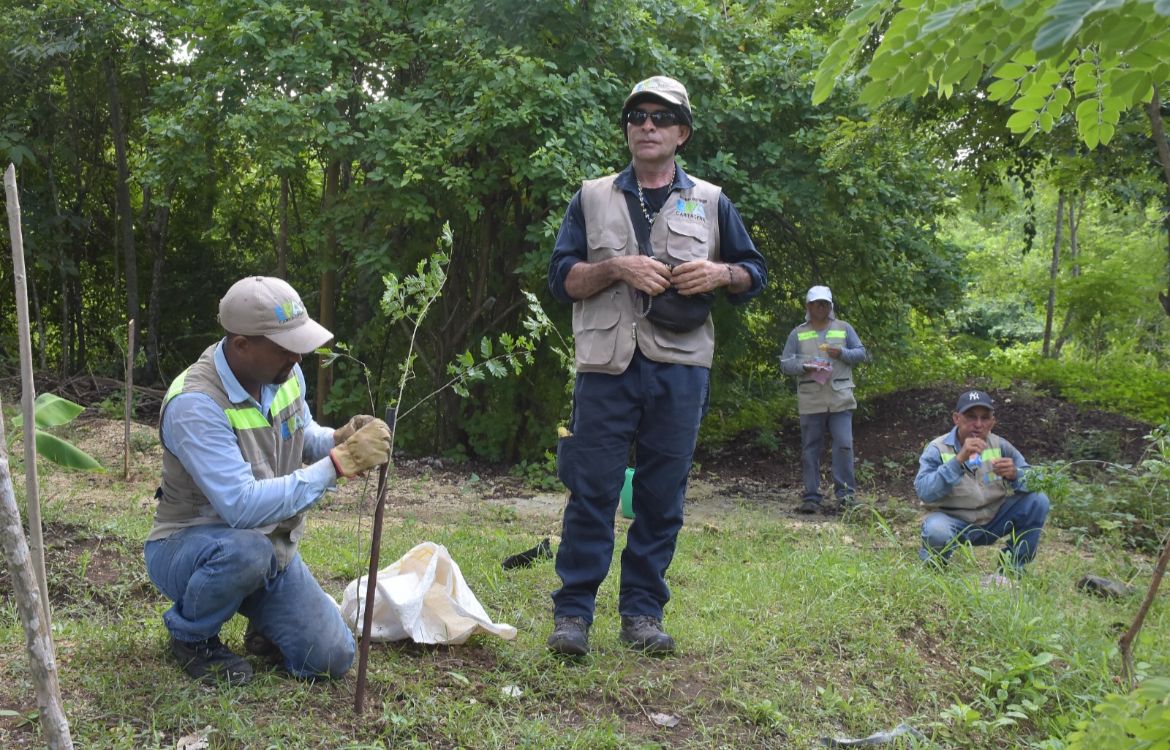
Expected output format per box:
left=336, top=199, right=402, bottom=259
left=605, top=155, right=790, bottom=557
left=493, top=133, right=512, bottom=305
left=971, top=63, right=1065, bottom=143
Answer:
left=925, top=433, right=1009, bottom=524
left=793, top=321, right=857, bottom=414
left=149, top=343, right=309, bottom=568
left=573, top=172, right=722, bottom=374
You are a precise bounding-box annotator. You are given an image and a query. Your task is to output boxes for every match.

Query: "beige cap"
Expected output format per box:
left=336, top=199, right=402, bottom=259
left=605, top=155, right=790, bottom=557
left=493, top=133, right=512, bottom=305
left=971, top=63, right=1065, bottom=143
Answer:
left=623, top=76, right=692, bottom=122
left=218, top=276, right=333, bottom=354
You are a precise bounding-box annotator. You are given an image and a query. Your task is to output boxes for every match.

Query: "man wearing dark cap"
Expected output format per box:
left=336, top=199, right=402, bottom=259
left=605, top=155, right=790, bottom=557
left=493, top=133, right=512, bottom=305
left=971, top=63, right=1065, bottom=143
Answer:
left=145, top=276, right=392, bottom=685
left=546, top=76, right=767, bottom=654
left=914, top=390, right=1051, bottom=584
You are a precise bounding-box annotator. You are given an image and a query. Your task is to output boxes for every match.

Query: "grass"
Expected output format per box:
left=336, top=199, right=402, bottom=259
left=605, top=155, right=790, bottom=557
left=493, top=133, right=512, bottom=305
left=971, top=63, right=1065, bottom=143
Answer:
left=0, top=421, right=1168, bottom=748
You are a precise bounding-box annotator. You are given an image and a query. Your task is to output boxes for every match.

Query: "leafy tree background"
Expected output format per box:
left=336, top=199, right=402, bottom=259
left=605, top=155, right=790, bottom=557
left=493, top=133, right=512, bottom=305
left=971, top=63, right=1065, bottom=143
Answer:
left=1, top=0, right=1166, bottom=462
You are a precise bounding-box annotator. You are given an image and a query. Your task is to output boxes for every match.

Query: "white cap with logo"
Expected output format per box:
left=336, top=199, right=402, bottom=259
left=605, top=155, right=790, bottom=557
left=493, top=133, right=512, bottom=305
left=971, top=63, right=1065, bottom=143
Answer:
left=218, top=276, right=333, bottom=354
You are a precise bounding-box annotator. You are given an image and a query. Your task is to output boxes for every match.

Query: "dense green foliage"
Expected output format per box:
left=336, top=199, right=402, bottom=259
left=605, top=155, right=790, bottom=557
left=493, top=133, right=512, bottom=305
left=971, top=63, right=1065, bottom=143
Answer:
left=0, top=0, right=1166, bottom=464
left=1, top=0, right=964, bottom=459
left=815, top=0, right=1170, bottom=148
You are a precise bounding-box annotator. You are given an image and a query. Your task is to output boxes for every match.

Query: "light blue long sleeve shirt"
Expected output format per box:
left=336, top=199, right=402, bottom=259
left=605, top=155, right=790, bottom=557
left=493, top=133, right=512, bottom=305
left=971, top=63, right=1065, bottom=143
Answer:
left=160, top=340, right=338, bottom=529
left=914, top=427, right=1030, bottom=504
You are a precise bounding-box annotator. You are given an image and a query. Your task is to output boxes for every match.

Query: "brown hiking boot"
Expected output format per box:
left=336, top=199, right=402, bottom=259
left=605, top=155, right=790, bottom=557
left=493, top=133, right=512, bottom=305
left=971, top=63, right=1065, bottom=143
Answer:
left=547, top=616, right=590, bottom=656
left=619, top=615, right=675, bottom=654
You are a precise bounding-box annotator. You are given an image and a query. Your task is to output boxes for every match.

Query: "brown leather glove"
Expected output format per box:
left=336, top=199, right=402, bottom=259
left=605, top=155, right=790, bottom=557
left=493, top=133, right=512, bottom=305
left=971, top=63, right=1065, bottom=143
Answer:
left=330, top=419, right=391, bottom=477
left=333, top=414, right=376, bottom=445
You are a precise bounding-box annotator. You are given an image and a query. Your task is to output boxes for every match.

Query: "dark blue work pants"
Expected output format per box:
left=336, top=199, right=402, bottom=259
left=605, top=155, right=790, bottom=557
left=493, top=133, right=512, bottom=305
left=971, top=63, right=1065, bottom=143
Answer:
left=553, top=349, right=709, bottom=623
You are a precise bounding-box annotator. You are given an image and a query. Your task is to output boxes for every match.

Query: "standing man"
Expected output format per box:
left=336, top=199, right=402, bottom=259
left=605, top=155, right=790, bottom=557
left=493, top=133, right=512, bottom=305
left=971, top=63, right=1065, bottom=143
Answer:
left=145, top=276, right=392, bottom=685
left=779, top=285, right=867, bottom=514
left=546, top=76, right=767, bottom=655
left=915, top=389, right=1051, bottom=585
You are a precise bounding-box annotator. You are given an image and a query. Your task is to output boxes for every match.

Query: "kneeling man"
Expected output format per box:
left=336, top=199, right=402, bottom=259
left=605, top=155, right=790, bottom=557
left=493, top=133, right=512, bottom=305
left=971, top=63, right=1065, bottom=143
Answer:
left=915, top=390, right=1050, bottom=580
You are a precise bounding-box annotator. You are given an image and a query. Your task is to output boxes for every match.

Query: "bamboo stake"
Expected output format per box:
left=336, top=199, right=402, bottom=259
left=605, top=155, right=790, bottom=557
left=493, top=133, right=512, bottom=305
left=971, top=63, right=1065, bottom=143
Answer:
left=123, top=319, right=135, bottom=480
left=0, top=396, right=74, bottom=749
left=4, top=164, right=51, bottom=627
left=354, top=407, right=396, bottom=714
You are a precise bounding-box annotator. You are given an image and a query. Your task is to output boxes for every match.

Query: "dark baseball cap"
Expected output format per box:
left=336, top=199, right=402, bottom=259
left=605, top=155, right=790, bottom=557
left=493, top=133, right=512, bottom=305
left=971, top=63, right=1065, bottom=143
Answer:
left=955, top=390, right=995, bottom=414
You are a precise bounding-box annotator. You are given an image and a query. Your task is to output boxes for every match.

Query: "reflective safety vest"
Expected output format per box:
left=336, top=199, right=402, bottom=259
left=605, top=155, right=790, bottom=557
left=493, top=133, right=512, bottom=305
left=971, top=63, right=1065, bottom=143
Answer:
left=149, top=343, right=309, bottom=568
left=573, top=171, right=722, bottom=374
left=926, top=432, right=1011, bottom=524
left=793, top=320, right=856, bottom=414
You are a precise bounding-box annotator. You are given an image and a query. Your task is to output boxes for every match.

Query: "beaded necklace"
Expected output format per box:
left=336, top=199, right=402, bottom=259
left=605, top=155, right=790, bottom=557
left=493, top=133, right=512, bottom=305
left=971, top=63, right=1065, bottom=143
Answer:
left=635, top=165, right=676, bottom=225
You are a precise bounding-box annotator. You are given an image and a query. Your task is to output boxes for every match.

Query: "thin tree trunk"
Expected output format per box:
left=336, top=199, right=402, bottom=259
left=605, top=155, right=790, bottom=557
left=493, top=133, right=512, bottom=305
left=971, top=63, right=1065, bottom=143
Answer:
left=1120, top=529, right=1170, bottom=687
left=5, top=165, right=51, bottom=627
left=1146, top=90, right=1170, bottom=318
left=1042, top=192, right=1065, bottom=357
left=62, top=63, right=85, bottom=378
left=103, top=52, right=140, bottom=331
left=277, top=176, right=289, bottom=279
left=0, top=409, right=73, bottom=749
left=143, top=184, right=172, bottom=384
left=316, top=160, right=340, bottom=422
left=1053, top=195, right=1083, bottom=357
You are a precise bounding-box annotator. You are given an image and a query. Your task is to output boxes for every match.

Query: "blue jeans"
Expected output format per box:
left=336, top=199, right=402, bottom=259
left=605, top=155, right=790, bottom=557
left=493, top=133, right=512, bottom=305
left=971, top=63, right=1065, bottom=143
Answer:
left=553, top=350, right=709, bottom=623
left=799, top=410, right=855, bottom=502
left=145, top=525, right=355, bottom=679
left=919, top=491, right=1051, bottom=571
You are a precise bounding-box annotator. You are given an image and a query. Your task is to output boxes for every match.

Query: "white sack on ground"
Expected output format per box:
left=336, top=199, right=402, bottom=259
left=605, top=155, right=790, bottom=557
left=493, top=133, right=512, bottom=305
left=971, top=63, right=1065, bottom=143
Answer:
left=340, top=541, right=517, bottom=644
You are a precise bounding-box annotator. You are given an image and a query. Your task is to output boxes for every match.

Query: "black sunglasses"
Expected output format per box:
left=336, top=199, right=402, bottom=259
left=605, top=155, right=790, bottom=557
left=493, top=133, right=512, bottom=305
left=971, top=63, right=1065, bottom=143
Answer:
left=625, top=109, right=681, bottom=127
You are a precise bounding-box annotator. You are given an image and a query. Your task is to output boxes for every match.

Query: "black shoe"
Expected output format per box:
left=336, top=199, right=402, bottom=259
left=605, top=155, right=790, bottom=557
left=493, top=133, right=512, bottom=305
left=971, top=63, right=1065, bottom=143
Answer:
left=796, top=499, right=821, bottom=514
left=547, top=616, right=590, bottom=655
left=619, top=615, right=675, bottom=654
left=839, top=495, right=859, bottom=510
left=243, top=623, right=283, bottom=666
left=170, top=636, right=253, bottom=686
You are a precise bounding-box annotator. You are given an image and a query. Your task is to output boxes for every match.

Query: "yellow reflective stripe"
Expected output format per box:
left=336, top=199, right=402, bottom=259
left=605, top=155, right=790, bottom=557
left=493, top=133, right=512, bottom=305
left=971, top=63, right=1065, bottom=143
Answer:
left=797, top=331, right=818, bottom=340
left=225, top=408, right=269, bottom=430
left=826, top=330, right=846, bottom=340
left=270, top=377, right=301, bottom=418
left=940, top=448, right=1003, bottom=462
left=164, top=369, right=190, bottom=403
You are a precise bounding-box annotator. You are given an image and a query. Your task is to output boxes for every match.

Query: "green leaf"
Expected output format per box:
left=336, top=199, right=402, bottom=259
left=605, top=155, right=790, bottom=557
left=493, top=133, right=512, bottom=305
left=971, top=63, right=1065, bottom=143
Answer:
left=986, top=77, right=1020, bottom=101
left=31, top=393, right=85, bottom=429
left=995, top=62, right=1030, bottom=80
left=1007, top=109, right=1039, bottom=132
left=33, top=430, right=104, bottom=472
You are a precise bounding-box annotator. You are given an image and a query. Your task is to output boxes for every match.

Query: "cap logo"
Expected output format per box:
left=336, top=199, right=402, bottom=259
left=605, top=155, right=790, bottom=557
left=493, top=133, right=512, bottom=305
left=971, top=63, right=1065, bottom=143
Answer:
left=274, top=299, right=305, bottom=324
left=966, top=391, right=982, bottom=401
left=674, top=198, right=707, bottom=221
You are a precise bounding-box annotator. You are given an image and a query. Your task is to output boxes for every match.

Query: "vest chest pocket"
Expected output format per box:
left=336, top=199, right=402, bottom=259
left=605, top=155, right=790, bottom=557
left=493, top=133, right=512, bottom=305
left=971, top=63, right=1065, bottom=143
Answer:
left=586, top=225, right=629, bottom=263
left=663, top=212, right=711, bottom=264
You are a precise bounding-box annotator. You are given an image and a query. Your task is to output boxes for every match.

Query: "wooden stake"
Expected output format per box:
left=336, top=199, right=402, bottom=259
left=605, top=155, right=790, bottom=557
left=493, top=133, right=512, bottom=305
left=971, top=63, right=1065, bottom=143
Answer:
left=4, top=164, right=51, bottom=627
left=0, top=395, right=74, bottom=748
left=354, top=407, right=396, bottom=714
left=124, top=319, right=135, bottom=480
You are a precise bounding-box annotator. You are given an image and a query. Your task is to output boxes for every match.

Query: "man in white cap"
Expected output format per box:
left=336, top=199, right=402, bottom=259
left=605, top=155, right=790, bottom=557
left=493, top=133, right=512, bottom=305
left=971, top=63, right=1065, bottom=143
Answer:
left=915, top=389, right=1051, bottom=585
left=546, top=75, right=767, bottom=655
left=779, top=285, right=867, bottom=513
left=145, top=276, right=392, bottom=685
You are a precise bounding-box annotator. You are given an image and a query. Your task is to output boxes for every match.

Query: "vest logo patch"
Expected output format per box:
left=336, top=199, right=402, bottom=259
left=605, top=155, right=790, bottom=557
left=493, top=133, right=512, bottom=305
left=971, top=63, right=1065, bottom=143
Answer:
left=674, top=198, right=707, bottom=221
left=274, top=299, right=305, bottom=323
left=281, top=414, right=301, bottom=440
